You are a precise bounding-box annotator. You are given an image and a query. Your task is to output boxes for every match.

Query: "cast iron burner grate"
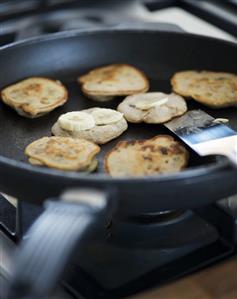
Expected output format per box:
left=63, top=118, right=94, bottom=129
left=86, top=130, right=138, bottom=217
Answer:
left=0, top=0, right=236, bottom=46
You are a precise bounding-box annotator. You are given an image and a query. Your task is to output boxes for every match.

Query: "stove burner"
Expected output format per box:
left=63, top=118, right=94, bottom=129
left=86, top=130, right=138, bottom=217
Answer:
left=64, top=215, right=231, bottom=299
left=106, top=210, right=218, bottom=249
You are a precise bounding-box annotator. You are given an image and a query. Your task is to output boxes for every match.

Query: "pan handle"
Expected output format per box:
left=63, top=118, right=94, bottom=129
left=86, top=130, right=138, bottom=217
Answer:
left=7, top=188, right=115, bottom=299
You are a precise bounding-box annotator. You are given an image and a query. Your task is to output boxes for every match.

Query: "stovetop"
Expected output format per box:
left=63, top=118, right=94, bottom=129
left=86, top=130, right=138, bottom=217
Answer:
left=2, top=194, right=237, bottom=299
left=0, top=1, right=237, bottom=299
left=0, top=0, right=236, bottom=45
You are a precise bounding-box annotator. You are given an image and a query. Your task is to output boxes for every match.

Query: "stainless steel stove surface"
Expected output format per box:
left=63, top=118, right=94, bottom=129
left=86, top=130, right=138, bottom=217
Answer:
left=0, top=1, right=237, bottom=299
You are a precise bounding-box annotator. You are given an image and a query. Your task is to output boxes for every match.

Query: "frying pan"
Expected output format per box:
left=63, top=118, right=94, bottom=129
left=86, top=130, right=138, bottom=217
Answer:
left=2, top=28, right=237, bottom=298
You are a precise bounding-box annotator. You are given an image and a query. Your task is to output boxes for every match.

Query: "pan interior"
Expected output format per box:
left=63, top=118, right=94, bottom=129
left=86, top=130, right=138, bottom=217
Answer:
left=0, top=31, right=236, bottom=176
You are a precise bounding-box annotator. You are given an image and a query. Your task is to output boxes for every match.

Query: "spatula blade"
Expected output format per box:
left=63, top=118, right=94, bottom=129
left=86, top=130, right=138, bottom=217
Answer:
left=164, top=110, right=236, bottom=155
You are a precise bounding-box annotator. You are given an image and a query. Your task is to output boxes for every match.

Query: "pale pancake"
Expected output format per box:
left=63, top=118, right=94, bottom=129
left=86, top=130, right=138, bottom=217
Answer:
left=78, top=64, right=149, bottom=101
left=1, top=77, right=68, bottom=118
left=25, top=136, right=100, bottom=171
left=105, top=135, right=189, bottom=177
left=171, top=71, right=237, bottom=108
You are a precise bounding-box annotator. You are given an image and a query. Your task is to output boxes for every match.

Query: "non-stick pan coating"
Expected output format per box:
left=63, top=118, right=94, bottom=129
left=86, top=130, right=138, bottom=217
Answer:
left=0, top=29, right=237, bottom=213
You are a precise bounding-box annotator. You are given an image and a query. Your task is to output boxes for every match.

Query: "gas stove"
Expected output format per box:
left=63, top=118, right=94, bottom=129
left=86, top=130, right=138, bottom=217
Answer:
left=1, top=1, right=237, bottom=299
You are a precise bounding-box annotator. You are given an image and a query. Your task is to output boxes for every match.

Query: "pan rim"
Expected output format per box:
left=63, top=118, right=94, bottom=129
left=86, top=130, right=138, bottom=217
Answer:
left=0, top=152, right=231, bottom=182
left=0, top=28, right=236, bottom=183
left=0, top=27, right=236, bottom=51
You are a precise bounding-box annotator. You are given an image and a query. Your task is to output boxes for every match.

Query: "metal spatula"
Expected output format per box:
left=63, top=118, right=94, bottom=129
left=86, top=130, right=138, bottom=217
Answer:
left=165, top=110, right=237, bottom=167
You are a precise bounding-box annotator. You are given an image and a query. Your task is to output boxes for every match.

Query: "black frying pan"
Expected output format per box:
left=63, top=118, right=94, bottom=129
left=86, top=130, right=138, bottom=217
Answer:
left=3, top=28, right=237, bottom=298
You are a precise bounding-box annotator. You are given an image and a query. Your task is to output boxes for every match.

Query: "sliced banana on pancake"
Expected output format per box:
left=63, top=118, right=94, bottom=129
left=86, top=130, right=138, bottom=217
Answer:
left=91, top=108, right=123, bottom=125
left=52, top=108, right=128, bottom=144
left=25, top=136, right=100, bottom=172
left=58, top=111, right=95, bottom=131
left=1, top=77, right=68, bottom=118
left=134, top=96, right=169, bottom=110
left=117, top=92, right=187, bottom=124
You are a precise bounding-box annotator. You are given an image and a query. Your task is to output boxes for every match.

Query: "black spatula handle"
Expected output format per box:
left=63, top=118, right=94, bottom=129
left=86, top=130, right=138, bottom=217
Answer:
left=7, top=189, right=113, bottom=299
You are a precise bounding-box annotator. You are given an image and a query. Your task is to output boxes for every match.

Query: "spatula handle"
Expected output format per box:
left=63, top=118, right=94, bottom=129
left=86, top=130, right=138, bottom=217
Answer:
left=193, top=135, right=237, bottom=168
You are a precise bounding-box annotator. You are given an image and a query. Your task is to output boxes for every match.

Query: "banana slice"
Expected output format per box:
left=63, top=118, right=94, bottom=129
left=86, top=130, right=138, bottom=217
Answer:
left=58, top=111, right=95, bottom=132
left=91, top=108, right=123, bottom=125
left=134, top=95, right=168, bottom=111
